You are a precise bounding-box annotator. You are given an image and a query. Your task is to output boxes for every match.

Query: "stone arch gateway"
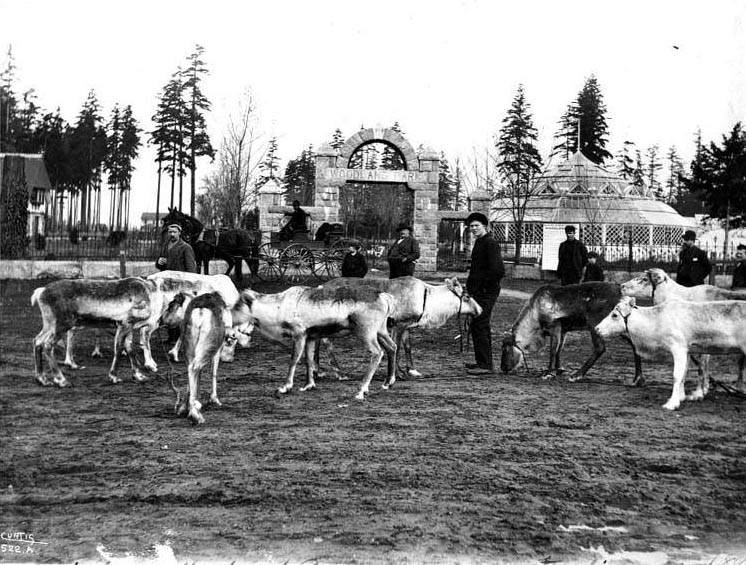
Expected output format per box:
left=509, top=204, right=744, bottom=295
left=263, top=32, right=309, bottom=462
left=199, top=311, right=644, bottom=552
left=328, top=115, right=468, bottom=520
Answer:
left=314, top=127, right=440, bottom=272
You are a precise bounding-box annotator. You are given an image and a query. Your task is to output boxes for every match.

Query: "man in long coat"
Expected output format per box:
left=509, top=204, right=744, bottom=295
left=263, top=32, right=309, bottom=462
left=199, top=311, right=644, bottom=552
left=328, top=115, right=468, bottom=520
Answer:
left=557, top=225, right=588, bottom=286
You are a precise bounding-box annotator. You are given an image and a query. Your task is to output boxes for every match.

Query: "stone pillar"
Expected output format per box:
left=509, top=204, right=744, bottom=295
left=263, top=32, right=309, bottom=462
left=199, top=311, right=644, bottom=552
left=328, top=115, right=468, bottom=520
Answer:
left=413, top=147, right=440, bottom=272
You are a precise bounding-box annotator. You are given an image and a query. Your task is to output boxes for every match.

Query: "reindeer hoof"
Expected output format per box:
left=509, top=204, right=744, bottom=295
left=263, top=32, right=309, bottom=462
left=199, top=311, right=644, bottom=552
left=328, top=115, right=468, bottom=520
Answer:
left=541, top=371, right=555, bottom=381
left=35, top=375, right=53, bottom=387
left=132, top=373, right=149, bottom=383
left=300, top=384, right=317, bottom=392
left=408, top=369, right=422, bottom=378
left=108, top=374, right=123, bottom=384
left=631, top=376, right=646, bottom=387
left=662, top=400, right=680, bottom=411
left=54, top=375, right=72, bottom=387
left=567, top=372, right=583, bottom=383
left=188, top=410, right=205, bottom=425
left=91, top=351, right=103, bottom=358
left=276, top=386, right=292, bottom=396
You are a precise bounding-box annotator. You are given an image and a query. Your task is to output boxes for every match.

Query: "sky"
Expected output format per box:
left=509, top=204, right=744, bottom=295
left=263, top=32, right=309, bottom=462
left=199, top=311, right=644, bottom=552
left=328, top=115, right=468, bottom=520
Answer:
left=3, top=0, right=746, bottom=226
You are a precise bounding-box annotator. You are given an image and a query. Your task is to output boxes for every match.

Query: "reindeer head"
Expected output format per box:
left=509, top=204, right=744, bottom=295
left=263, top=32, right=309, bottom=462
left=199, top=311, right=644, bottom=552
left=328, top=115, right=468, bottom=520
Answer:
left=444, top=278, right=483, bottom=318
left=161, top=292, right=191, bottom=327
left=595, top=296, right=637, bottom=338
left=500, top=333, right=524, bottom=373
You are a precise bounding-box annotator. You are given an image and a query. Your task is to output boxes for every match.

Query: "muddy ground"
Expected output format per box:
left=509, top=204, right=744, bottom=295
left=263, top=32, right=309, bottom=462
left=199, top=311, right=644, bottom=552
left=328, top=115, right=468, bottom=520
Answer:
left=1, top=276, right=745, bottom=565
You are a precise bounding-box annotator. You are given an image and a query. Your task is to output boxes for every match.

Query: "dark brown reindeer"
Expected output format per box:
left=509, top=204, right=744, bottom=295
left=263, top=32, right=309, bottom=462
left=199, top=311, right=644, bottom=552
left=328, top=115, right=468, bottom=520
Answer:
left=501, top=282, right=644, bottom=384
left=159, top=207, right=261, bottom=276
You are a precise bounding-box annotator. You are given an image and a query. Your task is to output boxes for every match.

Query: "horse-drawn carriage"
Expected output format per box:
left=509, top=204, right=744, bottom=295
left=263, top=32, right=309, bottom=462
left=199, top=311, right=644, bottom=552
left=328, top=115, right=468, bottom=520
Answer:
left=160, top=208, right=352, bottom=284
left=255, top=222, right=349, bottom=284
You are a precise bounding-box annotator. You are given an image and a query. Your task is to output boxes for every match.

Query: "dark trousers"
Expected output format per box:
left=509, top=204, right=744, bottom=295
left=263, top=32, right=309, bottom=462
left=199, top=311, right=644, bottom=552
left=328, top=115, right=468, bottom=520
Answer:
left=560, top=273, right=581, bottom=286
left=471, top=291, right=499, bottom=369
left=388, top=259, right=414, bottom=279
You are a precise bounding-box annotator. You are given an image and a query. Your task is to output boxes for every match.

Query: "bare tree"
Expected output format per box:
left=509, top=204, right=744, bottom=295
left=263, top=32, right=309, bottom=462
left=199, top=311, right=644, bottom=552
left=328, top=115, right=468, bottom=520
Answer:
left=458, top=145, right=500, bottom=200
left=198, top=90, right=267, bottom=227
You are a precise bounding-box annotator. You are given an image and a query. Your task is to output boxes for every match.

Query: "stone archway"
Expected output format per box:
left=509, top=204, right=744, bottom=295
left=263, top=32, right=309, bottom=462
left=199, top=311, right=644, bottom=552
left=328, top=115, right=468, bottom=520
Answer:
left=314, top=128, right=440, bottom=272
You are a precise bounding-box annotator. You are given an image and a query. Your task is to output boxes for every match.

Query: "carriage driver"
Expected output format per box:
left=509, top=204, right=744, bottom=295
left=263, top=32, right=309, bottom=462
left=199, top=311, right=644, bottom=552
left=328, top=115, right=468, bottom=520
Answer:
left=156, top=223, right=197, bottom=273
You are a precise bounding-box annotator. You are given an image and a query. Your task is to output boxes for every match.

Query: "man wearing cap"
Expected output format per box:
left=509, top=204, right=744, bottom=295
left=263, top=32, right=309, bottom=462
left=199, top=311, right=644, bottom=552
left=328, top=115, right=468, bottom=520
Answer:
left=731, top=244, right=746, bottom=290
left=676, top=229, right=711, bottom=287
left=557, top=225, right=588, bottom=286
left=156, top=223, right=197, bottom=273
left=387, top=224, right=420, bottom=279
left=341, top=239, right=368, bottom=278
left=465, top=212, right=504, bottom=375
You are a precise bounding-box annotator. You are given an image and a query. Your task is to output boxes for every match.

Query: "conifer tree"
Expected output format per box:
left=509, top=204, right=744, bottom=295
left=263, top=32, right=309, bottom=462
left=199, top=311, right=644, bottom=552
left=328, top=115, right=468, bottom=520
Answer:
left=496, top=84, right=543, bottom=263
left=552, top=75, right=612, bottom=164
left=645, top=144, right=663, bottom=199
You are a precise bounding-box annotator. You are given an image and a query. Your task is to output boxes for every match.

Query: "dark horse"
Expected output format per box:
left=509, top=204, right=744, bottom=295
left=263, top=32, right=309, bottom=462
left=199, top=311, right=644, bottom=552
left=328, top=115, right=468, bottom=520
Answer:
left=500, top=282, right=644, bottom=385
left=159, top=208, right=261, bottom=276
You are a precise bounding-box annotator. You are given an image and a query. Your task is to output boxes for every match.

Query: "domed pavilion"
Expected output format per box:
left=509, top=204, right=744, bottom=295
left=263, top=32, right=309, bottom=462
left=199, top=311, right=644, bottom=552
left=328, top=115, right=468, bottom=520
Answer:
left=489, top=151, right=696, bottom=267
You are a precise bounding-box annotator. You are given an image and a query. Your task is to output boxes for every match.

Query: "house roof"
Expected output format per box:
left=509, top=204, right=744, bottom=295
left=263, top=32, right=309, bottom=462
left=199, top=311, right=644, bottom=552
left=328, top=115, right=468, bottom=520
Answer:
left=535, top=151, right=651, bottom=198
left=0, top=153, right=52, bottom=197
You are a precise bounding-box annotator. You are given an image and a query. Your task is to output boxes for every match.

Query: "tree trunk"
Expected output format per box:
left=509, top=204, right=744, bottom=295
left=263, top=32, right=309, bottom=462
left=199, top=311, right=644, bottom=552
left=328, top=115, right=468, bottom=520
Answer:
left=155, top=159, right=162, bottom=227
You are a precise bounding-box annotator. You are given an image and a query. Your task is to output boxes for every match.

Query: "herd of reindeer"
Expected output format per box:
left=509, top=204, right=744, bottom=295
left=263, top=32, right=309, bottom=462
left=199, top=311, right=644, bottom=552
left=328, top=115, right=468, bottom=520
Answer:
left=30, top=267, right=746, bottom=424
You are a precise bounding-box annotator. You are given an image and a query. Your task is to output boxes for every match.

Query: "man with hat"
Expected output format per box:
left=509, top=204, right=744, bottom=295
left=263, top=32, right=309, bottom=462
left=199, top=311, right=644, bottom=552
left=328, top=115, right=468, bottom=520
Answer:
left=465, top=212, right=504, bottom=375
left=156, top=223, right=197, bottom=273
left=557, top=225, right=588, bottom=286
left=676, top=229, right=711, bottom=287
left=387, top=223, right=420, bottom=279
left=341, top=239, right=368, bottom=278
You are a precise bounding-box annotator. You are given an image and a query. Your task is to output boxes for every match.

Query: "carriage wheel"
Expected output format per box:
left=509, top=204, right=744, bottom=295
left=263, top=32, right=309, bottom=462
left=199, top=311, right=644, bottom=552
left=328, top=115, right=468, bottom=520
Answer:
left=255, top=243, right=283, bottom=283
left=317, top=240, right=347, bottom=280
left=281, top=243, right=316, bottom=285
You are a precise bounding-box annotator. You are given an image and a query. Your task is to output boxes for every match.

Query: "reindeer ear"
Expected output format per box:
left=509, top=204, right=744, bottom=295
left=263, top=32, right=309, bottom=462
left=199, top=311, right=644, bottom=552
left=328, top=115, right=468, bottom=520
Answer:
left=174, top=292, right=186, bottom=305
left=629, top=297, right=637, bottom=308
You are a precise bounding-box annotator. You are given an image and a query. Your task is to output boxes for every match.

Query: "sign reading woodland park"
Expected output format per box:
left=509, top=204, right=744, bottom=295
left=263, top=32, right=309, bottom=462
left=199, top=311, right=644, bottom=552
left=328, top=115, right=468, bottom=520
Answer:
left=323, top=168, right=430, bottom=184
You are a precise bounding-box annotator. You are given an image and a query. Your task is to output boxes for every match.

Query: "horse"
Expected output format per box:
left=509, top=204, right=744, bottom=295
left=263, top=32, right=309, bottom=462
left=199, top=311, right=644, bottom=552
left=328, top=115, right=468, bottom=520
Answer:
left=159, top=208, right=261, bottom=277
left=500, top=282, right=644, bottom=385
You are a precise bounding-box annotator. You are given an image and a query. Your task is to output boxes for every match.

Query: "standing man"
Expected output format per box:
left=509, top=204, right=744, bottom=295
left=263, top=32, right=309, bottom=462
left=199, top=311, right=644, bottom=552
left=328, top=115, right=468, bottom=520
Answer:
left=732, top=244, right=746, bottom=289
left=465, top=212, right=504, bottom=376
left=676, top=229, right=711, bottom=287
left=557, top=225, right=588, bottom=286
left=156, top=223, right=197, bottom=273
left=387, top=224, right=420, bottom=279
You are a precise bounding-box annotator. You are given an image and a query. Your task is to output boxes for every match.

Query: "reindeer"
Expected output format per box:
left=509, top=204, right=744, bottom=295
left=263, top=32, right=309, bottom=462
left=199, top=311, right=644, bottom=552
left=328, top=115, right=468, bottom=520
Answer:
left=161, top=292, right=252, bottom=424
left=319, top=276, right=481, bottom=383
left=621, top=267, right=746, bottom=396
left=32, top=278, right=164, bottom=386
left=232, top=285, right=397, bottom=400
left=501, top=282, right=644, bottom=384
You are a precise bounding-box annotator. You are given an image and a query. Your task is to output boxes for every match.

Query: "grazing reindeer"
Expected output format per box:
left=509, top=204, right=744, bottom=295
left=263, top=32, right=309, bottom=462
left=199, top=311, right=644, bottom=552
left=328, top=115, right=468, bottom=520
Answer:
left=232, top=285, right=397, bottom=400
left=596, top=297, right=746, bottom=410
left=162, top=292, right=252, bottom=424
left=501, top=282, right=644, bottom=384
left=622, top=267, right=746, bottom=397
left=320, top=276, right=482, bottom=383
left=32, top=278, right=164, bottom=386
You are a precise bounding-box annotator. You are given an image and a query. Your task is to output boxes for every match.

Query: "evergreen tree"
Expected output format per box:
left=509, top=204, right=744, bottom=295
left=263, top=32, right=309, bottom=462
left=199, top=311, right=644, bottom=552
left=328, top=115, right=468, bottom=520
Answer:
left=381, top=122, right=405, bottom=170
left=552, top=75, right=612, bottom=164
left=0, top=45, right=18, bottom=152
left=665, top=145, right=684, bottom=204
left=496, top=84, right=543, bottom=263
left=684, top=123, right=746, bottom=254
left=616, top=140, right=637, bottom=181
left=331, top=128, right=345, bottom=149
left=69, top=91, right=107, bottom=228
left=256, top=136, right=280, bottom=188
left=438, top=153, right=457, bottom=210
left=284, top=145, right=316, bottom=205
left=645, top=144, right=663, bottom=199
left=182, top=45, right=215, bottom=218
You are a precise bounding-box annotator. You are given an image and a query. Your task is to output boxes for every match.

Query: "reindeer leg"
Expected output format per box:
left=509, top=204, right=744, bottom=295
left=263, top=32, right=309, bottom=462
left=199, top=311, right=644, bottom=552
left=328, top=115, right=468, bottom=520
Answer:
left=687, top=354, right=710, bottom=401
left=124, top=326, right=148, bottom=383
left=91, top=328, right=103, bottom=358
left=140, top=324, right=159, bottom=372
left=300, top=338, right=318, bottom=392
left=63, top=329, right=84, bottom=369
left=356, top=331, right=385, bottom=401
left=568, top=330, right=606, bottom=382
left=402, top=328, right=421, bottom=378
left=107, top=326, right=125, bottom=384
left=542, top=326, right=562, bottom=380
left=278, top=336, right=304, bottom=395
left=208, top=352, right=222, bottom=407
left=663, top=347, right=689, bottom=410
left=320, top=338, right=346, bottom=380
left=629, top=339, right=646, bottom=387
left=738, top=354, right=746, bottom=393
left=187, top=359, right=205, bottom=424
left=380, top=331, right=398, bottom=391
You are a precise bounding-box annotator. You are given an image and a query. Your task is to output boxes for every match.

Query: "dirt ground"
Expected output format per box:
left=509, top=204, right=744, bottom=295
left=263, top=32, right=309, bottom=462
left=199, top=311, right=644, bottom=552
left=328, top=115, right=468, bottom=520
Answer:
left=1, top=276, right=745, bottom=565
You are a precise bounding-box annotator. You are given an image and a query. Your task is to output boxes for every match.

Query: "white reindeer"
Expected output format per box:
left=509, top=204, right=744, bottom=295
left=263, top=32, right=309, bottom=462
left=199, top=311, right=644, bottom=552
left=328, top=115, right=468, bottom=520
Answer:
left=232, top=285, right=397, bottom=400
left=622, top=267, right=746, bottom=396
left=595, top=296, right=746, bottom=410
left=320, top=276, right=482, bottom=383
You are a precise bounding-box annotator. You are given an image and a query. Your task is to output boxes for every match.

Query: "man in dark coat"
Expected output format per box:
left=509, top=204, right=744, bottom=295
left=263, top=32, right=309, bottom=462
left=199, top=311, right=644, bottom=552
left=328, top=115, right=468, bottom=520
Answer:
left=557, top=225, right=588, bottom=286
left=387, top=224, right=420, bottom=279
left=465, top=212, right=504, bottom=375
left=676, top=229, right=711, bottom=287
left=732, top=244, right=746, bottom=290
left=279, top=200, right=309, bottom=240
left=156, top=224, right=197, bottom=273
left=341, top=240, right=368, bottom=278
